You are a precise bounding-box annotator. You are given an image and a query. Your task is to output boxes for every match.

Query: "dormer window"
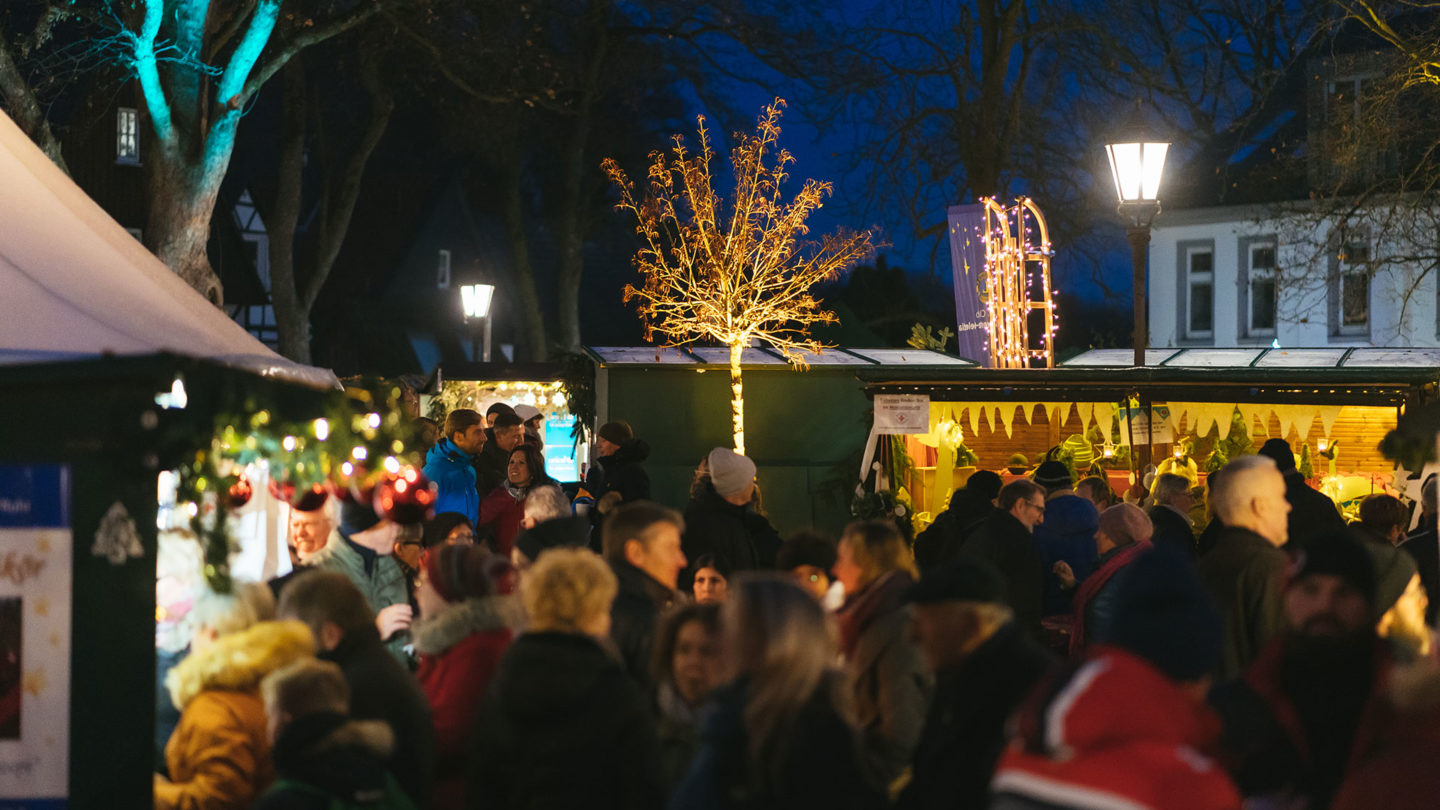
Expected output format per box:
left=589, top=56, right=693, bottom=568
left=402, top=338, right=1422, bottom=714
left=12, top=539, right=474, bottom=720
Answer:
left=436, top=249, right=451, bottom=288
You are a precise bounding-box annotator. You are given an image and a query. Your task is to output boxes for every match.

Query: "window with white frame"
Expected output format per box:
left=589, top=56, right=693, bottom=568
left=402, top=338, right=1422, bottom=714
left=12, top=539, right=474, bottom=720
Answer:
left=436, top=249, right=451, bottom=289
left=1248, top=242, right=1278, bottom=335
left=116, top=107, right=139, bottom=164
left=1338, top=242, right=1370, bottom=334
left=1185, top=246, right=1214, bottom=339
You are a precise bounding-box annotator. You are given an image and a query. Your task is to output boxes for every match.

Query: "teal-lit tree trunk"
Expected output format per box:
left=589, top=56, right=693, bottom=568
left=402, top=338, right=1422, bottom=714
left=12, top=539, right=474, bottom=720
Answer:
left=129, top=0, right=377, bottom=305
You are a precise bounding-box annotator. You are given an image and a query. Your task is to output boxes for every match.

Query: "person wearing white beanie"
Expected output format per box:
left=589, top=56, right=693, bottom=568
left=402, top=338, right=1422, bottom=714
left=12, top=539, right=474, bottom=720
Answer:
left=681, top=447, right=780, bottom=589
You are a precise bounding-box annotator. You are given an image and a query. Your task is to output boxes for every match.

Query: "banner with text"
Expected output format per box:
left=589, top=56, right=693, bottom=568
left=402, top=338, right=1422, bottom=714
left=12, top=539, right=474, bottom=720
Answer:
left=946, top=203, right=990, bottom=365
left=0, top=464, right=71, bottom=809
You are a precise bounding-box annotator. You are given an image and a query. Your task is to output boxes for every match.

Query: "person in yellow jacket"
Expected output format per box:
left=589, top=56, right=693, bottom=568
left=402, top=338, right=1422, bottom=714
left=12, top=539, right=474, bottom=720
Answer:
left=155, top=582, right=315, bottom=810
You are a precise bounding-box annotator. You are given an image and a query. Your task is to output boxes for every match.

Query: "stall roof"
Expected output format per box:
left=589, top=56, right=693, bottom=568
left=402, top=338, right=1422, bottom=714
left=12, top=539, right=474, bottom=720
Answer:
left=859, top=347, right=1440, bottom=406
left=586, top=345, right=976, bottom=368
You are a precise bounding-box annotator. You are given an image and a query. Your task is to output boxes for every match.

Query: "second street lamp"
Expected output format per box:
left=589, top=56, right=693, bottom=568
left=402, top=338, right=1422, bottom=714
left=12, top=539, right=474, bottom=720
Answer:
left=460, top=282, right=496, bottom=363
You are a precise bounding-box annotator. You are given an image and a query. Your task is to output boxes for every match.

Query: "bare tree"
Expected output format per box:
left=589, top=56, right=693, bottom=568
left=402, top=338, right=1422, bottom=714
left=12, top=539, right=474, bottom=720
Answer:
left=604, top=100, right=875, bottom=453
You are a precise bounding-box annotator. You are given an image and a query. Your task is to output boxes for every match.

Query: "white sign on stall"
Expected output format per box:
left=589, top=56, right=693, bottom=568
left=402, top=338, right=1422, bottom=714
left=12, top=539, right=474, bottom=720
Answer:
left=875, top=394, right=931, bottom=434
left=1118, top=408, right=1174, bottom=447
left=0, top=464, right=71, bottom=809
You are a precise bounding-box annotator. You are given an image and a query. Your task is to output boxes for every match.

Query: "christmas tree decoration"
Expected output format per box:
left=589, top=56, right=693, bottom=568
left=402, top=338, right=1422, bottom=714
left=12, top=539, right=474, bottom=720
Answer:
left=225, top=475, right=253, bottom=509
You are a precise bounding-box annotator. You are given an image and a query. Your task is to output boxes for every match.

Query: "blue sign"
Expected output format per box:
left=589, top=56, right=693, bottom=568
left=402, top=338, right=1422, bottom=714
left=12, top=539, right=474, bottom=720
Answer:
left=947, top=204, right=990, bottom=366
left=0, top=467, right=69, bottom=529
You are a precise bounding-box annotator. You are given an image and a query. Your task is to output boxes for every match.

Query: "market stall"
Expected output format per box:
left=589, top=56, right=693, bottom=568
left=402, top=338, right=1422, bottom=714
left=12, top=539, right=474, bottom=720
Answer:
left=861, top=347, right=1440, bottom=529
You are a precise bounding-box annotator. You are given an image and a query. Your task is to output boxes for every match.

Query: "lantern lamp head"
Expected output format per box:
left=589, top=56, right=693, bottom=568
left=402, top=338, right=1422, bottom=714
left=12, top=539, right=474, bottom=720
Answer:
left=460, top=283, right=496, bottom=319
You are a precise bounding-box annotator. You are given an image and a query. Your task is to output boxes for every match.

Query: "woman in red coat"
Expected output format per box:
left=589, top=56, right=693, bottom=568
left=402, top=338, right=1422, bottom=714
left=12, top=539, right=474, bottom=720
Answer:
left=414, top=544, right=523, bottom=810
left=478, top=443, right=552, bottom=554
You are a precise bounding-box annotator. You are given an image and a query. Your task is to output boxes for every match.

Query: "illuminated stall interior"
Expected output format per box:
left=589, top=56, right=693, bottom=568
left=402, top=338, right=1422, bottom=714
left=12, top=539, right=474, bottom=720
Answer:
left=423, top=366, right=581, bottom=483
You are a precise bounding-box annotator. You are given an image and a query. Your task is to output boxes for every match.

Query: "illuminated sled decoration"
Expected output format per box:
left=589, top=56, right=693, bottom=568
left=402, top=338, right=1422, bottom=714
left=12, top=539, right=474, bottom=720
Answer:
left=980, top=197, right=1057, bottom=369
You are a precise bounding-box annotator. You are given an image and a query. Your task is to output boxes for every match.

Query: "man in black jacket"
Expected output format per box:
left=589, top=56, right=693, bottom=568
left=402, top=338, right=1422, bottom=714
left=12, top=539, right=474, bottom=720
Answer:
left=1148, top=472, right=1197, bottom=558
left=957, top=480, right=1047, bottom=639
left=585, top=421, right=652, bottom=507
left=898, top=558, right=1054, bottom=810
left=1257, top=438, right=1345, bottom=546
left=277, top=571, right=435, bottom=808
left=912, top=471, right=1001, bottom=572
left=604, top=501, right=687, bottom=695
left=475, top=412, right=527, bottom=498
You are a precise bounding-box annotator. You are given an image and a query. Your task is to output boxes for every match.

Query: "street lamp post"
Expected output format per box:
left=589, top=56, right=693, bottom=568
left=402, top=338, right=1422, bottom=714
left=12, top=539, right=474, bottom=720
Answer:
left=1105, top=122, right=1168, bottom=481
left=460, top=283, right=496, bottom=363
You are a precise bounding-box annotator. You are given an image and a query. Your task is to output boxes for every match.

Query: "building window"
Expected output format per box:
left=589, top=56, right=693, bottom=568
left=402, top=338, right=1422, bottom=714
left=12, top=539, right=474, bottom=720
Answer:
left=1336, top=242, right=1371, bottom=335
left=1184, top=245, right=1214, bottom=339
left=1247, top=242, right=1278, bottom=336
left=116, top=107, right=139, bottom=165
left=436, top=249, right=451, bottom=289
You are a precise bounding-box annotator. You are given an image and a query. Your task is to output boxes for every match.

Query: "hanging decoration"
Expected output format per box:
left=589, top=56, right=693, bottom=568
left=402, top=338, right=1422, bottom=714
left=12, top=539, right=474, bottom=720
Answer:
left=173, top=380, right=426, bottom=594
left=979, top=197, right=1057, bottom=369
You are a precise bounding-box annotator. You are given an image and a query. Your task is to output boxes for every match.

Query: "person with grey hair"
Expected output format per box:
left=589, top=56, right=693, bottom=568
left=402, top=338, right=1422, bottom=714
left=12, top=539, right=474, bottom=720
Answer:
left=1195, top=455, right=1292, bottom=679
left=1400, top=473, right=1438, bottom=622
left=1054, top=503, right=1154, bottom=655
left=511, top=485, right=590, bottom=571
left=1148, top=472, right=1197, bottom=558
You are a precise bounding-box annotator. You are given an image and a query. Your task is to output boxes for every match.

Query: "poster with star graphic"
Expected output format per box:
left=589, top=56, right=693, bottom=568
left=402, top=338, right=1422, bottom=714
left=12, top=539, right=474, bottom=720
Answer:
left=0, top=464, right=70, bottom=807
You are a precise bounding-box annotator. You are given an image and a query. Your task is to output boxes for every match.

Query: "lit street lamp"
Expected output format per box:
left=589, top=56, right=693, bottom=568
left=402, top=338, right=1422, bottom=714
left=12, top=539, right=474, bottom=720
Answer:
left=1104, top=125, right=1168, bottom=368
left=460, top=282, right=496, bottom=363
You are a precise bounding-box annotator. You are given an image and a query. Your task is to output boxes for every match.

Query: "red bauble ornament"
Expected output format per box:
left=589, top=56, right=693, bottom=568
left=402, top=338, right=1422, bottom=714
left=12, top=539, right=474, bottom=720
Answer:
left=373, top=467, right=437, bottom=525
left=267, top=479, right=294, bottom=503
left=226, top=476, right=253, bottom=509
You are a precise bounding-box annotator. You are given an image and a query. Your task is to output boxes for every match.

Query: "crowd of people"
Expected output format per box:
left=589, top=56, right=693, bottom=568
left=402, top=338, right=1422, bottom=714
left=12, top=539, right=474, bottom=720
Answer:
left=153, top=409, right=1440, bottom=810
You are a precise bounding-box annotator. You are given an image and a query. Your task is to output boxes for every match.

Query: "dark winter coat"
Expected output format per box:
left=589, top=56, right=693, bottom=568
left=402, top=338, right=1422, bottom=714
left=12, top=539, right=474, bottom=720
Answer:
left=474, top=440, right=510, bottom=499
left=895, top=622, right=1054, bottom=810
left=610, top=560, right=681, bottom=695
left=414, top=595, right=522, bottom=810
left=321, top=626, right=436, bottom=809
left=912, top=489, right=993, bottom=572
left=682, top=484, right=782, bottom=580
left=423, top=438, right=479, bottom=525
left=255, top=714, right=416, bottom=810
left=1282, top=470, right=1346, bottom=546
left=1149, top=504, right=1197, bottom=558
left=469, top=631, right=665, bottom=810
left=668, top=676, right=884, bottom=810
left=514, top=514, right=591, bottom=562
left=991, top=647, right=1241, bottom=810
left=1195, top=526, right=1288, bottom=680
left=1210, top=636, right=1393, bottom=809
left=1400, top=518, right=1439, bottom=624
left=586, top=439, right=653, bottom=504
left=958, top=511, right=1045, bottom=638
left=1031, top=494, right=1100, bottom=616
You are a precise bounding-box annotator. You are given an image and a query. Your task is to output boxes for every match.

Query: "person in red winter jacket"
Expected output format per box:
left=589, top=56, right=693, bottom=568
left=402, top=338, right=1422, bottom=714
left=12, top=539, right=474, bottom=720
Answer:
left=991, top=547, right=1241, bottom=810
left=414, top=544, right=523, bottom=810
left=477, top=444, right=552, bottom=554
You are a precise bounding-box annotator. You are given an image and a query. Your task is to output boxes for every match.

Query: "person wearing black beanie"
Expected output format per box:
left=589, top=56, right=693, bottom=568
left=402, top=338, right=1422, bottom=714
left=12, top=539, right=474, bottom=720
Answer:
left=1256, top=438, right=1346, bottom=545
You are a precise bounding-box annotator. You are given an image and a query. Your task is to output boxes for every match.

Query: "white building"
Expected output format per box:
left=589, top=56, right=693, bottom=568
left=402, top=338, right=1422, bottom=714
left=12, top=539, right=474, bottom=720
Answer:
left=1148, top=203, right=1440, bottom=349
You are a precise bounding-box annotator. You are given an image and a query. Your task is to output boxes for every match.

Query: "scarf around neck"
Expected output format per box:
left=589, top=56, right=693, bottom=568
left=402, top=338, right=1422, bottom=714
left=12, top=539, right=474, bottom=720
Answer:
left=837, top=569, right=914, bottom=658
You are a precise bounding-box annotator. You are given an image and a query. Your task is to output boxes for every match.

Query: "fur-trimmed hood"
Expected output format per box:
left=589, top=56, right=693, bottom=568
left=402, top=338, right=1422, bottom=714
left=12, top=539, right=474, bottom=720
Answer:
left=166, top=620, right=315, bottom=710
left=412, top=594, right=524, bottom=655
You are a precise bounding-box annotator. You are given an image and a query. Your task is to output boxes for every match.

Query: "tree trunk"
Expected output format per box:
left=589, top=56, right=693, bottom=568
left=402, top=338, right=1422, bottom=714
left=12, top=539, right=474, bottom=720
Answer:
left=145, top=156, right=225, bottom=305
left=0, top=37, right=67, bottom=174
left=269, top=62, right=309, bottom=362
left=501, top=149, right=550, bottom=361
left=729, top=342, right=745, bottom=454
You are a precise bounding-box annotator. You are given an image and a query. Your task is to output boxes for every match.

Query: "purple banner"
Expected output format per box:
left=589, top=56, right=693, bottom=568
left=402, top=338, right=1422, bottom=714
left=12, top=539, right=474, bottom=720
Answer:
left=947, top=204, right=990, bottom=366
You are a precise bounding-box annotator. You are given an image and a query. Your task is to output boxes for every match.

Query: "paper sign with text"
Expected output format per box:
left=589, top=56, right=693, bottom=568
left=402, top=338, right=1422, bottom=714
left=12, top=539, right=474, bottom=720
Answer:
left=875, top=395, right=931, bottom=434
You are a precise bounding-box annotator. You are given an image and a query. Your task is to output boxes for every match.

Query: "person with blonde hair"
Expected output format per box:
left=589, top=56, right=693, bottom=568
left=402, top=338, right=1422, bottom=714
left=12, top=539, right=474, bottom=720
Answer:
left=832, top=519, right=931, bottom=792
left=255, top=659, right=415, bottom=809
left=469, top=548, right=664, bottom=809
left=671, top=574, right=881, bottom=808
left=155, top=582, right=315, bottom=810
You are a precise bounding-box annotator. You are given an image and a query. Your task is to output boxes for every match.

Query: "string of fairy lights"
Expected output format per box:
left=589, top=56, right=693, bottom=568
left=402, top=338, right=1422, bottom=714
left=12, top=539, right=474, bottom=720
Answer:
left=980, top=196, right=1058, bottom=369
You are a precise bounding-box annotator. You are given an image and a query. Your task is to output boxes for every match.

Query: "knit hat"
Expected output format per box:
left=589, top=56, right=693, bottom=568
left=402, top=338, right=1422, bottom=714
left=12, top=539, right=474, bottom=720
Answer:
left=421, top=512, right=473, bottom=549
left=339, top=499, right=382, bottom=536
left=424, top=544, right=517, bottom=603
left=486, top=402, right=516, bottom=420
left=1258, top=438, right=1298, bottom=472
left=1288, top=529, right=1377, bottom=606
left=514, top=404, right=543, bottom=422
left=1033, top=460, right=1072, bottom=490
left=965, top=470, right=1003, bottom=501
left=707, top=447, right=757, bottom=498
left=905, top=558, right=1008, bottom=605
left=1365, top=540, right=1419, bottom=620
left=1104, top=546, right=1222, bottom=681
left=598, top=421, right=633, bottom=445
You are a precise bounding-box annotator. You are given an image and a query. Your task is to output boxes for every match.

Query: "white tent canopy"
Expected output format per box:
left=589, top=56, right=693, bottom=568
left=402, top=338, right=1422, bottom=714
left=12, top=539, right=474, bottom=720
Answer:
left=0, top=109, right=336, bottom=389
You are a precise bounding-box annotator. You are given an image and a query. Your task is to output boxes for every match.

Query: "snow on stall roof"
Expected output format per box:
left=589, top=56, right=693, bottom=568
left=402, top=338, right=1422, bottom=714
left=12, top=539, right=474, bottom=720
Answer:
left=1254, top=349, right=1350, bottom=367
left=590, top=346, right=698, bottom=364
left=686, top=347, right=786, bottom=365
left=783, top=348, right=876, bottom=365
left=1162, top=349, right=1264, bottom=367
left=1343, top=348, right=1440, bottom=368
left=847, top=348, right=976, bottom=365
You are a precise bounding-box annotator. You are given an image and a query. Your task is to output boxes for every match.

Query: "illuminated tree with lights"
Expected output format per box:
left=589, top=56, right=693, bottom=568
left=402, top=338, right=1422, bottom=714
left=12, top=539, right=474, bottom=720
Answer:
left=603, top=99, right=875, bottom=453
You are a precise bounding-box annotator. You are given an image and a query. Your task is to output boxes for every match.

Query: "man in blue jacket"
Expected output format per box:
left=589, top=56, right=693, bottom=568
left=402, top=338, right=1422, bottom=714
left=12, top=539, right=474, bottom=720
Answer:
left=422, top=408, right=486, bottom=524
